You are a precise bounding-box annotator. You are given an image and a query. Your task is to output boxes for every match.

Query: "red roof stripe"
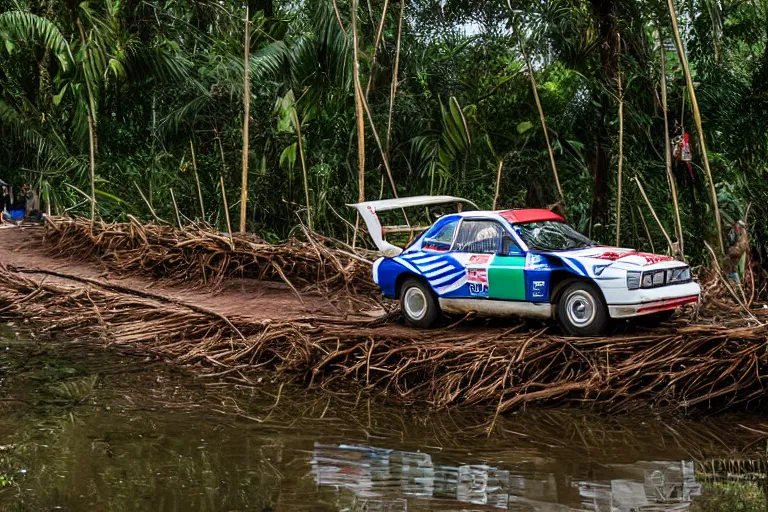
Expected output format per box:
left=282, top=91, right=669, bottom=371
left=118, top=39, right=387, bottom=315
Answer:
left=499, top=209, right=565, bottom=224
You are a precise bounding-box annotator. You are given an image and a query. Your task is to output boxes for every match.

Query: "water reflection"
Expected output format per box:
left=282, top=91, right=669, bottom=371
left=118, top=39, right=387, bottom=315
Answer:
left=312, top=443, right=703, bottom=511
left=1, top=331, right=767, bottom=511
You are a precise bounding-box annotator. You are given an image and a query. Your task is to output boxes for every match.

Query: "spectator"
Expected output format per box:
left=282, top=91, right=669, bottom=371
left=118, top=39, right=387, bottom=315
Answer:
left=724, top=220, right=749, bottom=284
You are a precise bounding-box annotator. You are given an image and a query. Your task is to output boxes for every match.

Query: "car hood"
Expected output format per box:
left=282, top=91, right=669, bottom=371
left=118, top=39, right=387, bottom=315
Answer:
left=541, top=246, right=685, bottom=271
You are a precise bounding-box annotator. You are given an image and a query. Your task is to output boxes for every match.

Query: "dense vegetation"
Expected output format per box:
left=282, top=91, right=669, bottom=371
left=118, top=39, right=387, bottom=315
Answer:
left=0, top=0, right=766, bottom=262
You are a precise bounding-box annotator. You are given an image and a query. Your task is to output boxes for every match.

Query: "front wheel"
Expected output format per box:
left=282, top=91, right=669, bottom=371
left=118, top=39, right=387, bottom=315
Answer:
left=400, top=278, right=440, bottom=328
left=556, top=282, right=609, bottom=336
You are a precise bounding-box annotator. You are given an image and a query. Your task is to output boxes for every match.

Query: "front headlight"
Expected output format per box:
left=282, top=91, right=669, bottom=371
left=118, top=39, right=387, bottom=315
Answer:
left=666, top=267, right=691, bottom=284
left=635, top=266, right=691, bottom=289
left=627, top=271, right=641, bottom=290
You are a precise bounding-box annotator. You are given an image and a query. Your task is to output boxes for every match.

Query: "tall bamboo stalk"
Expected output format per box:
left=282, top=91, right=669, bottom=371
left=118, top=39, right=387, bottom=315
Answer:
left=190, top=140, right=205, bottom=220
left=292, top=107, right=312, bottom=230
left=170, top=188, right=182, bottom=228
left=666, top=0, right=724, bottom=254
left=517, top=31, right=564, bottom=204
left=351, top=0, right=365, bottom=204
left=365, top=0, right=390, bottom=98
left=657, top=22, right=685, bottom=258
left=87, top=115, right=96, bottom=223
left=634, top=176, right=675, bottom=253
left=239, top=6, right=250, bottom=234
left=615, top=35, right=624, bottom=247
left=220, top=175, right=233, bottom=248
left=77, top=18, right=98, bottom=225
left=385, top=0, right=405, bottom=154
left=493, top=158, right=504, bottom=210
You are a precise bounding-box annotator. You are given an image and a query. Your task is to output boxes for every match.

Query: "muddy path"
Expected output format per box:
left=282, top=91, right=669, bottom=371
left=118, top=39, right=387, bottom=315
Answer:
left=0, top=226, right=386, bottom=324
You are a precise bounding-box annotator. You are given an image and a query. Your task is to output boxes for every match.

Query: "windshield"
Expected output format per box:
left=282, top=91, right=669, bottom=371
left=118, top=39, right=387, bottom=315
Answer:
left=513, top=221, right=593, bottom=251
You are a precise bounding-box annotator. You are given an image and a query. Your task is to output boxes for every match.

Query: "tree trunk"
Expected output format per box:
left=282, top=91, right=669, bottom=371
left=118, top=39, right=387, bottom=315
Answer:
left=239, top=6, right=250, bottom=234
left=666, top=0, right=724, bottom=254
left=589, top=0, right=620, bottom=238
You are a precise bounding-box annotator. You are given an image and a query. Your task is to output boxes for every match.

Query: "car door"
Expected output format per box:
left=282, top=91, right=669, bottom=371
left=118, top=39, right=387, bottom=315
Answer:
left=451, top=219, right=526, bottom=301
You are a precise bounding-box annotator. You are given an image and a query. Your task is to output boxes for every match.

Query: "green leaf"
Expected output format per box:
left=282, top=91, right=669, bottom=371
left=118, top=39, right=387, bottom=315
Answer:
left=4, top=39, right=14, bottom=53
left=53, top=83, right=69, bottom=106
left=279, top=143, right=297, bottom=172
left=516, top=121, right=534, bottom=134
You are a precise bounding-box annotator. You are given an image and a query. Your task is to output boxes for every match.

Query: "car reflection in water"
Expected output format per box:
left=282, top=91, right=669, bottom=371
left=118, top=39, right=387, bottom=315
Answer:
left=311, top=443, right=701, bottom=511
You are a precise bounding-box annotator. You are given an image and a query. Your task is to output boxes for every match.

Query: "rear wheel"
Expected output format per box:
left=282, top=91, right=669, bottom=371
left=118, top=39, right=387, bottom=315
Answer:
left=400, top=278, right=440, bottom=328
left=556, top=282, right=609, bottom=336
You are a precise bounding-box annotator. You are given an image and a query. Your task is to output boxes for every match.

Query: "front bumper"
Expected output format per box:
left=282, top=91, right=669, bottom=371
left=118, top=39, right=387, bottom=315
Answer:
left=606, top=281, right=700, bottom=319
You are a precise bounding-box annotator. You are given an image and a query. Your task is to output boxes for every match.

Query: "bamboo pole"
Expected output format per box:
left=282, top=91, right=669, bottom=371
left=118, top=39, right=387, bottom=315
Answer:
left=351, top=0, right=365, bottom=205
left=88, top=116, right=97, bottom=224
left=292, top=107, right=312, bottom=230
left=220, top=175, right=234, bottom=248
left=170, top=188, right=182, bottom=229
left=365, top=0, right=390, bottom=98
left=133, top=181, right=167, bottom=224
left=351, top=0, right=365, bottom=249
left=666, top=0, right=724, bottom=254
left=517, top=30, right=564, bottom=204
left=637, top=204, right=656, bottom=254
left=190, top=140, right=205, bottom=220
left=615, top=35, right=624, bottom=247
left=493, top=158, right=504, bottom=210
left=385, top=0, right=405, bottom=154
left=657, top=22, right=684, bottom=258
left=239, top=6, right=250, bottom=234
left=633, top=176, right=675, bottom=253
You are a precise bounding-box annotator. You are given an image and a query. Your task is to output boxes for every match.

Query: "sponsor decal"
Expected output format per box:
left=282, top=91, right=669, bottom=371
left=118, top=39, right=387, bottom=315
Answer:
left=525, top=253, right=550, bottom=270
left=469, top=254, right=491, bottom=265
left=591, top=250, right=674, bottom=265
left=467, top=267, right=488, bottom=296
left=469, top=283, right=488, bottom=296
left=531, top=280, right=546, bottom=298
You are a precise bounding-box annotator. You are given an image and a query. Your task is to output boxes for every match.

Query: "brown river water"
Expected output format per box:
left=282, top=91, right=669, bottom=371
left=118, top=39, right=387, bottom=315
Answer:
left=0, top=323, right=767, bottom=511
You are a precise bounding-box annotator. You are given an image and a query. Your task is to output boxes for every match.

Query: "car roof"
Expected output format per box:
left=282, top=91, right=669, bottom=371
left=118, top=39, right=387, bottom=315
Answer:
left=454, top=209, right=565, bottom=224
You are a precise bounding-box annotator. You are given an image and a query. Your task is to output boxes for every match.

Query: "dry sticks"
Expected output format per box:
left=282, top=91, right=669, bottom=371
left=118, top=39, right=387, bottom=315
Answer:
left=42, top=216, right=375, bottom=294
left=2, top=262, right=768, bottom=415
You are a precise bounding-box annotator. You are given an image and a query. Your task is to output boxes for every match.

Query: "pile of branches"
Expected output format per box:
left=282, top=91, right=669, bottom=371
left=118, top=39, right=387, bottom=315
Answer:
left=42, top=216, right=376, bottom=293
left=2, top=263, right=767, bottom=415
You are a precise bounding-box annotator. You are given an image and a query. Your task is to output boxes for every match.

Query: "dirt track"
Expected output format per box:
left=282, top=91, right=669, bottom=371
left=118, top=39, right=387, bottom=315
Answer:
left=0, top=226, right=384, bottom=324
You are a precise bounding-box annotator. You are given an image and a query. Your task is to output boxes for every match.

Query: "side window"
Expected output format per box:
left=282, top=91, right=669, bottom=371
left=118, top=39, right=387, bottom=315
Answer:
left=422, top=219, right=458, bottom=252
left=454, top=220, right=508, bottom=254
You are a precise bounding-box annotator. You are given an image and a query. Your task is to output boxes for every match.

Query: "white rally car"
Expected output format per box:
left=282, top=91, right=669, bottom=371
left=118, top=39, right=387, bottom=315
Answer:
left=350, top=196, right=700, bottom=335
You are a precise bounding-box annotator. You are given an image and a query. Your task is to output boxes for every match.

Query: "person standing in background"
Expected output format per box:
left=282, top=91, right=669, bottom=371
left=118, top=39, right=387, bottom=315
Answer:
left=725, top=220, right=749, bottom=284
left=1, top=186, right=11, bottom=224
left=21, top=183, right=41, bottom=220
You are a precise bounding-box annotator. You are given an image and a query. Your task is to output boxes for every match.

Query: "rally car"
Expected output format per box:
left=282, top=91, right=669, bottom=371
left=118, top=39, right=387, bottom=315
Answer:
left=350, top=196, right=700, bottom=335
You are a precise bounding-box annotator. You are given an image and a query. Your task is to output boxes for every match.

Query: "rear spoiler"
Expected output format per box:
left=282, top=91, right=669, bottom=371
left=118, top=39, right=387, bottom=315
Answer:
left=348, top=195, right=478, bottom=256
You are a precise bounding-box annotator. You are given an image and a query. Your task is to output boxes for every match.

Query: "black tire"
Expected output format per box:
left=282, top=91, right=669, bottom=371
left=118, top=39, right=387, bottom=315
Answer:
left=556, top=282, right=609, bottom=336
left=399, top=278, right=441, bottom=328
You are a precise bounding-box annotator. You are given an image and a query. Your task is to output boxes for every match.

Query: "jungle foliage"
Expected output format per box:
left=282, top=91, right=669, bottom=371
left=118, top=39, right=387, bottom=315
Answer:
left=0, top=0, right=767, bottom=263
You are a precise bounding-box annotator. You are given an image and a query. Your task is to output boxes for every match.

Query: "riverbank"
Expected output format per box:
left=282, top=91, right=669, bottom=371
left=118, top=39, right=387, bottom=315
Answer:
left=1, top=218, right=767, bottom=414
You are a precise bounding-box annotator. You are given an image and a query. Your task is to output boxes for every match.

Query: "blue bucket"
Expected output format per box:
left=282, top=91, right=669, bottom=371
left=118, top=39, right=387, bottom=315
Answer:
left=8, top=209, right=24, bottom=220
